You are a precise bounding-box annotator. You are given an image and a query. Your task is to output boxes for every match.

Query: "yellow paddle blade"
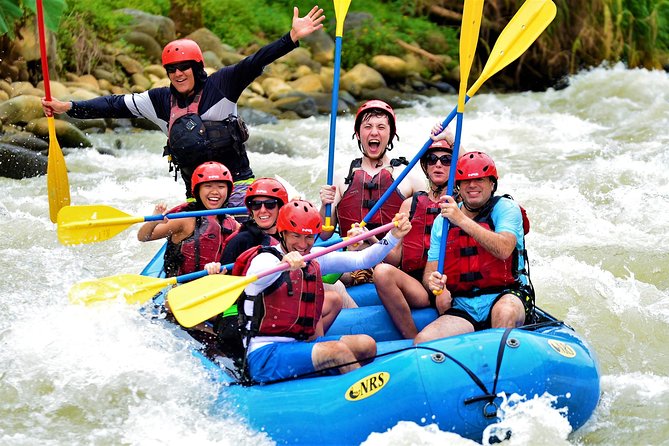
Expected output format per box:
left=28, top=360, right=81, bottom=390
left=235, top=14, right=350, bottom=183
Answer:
left=333, top=0, right=352, bottom=37
left=57, top=205, right=143, bottom=245
left=468, top=0, right=557, bottom=96
left=47, top=117, right=70, bottom=223
left=69, top=274, right=177, bottom=305
left=168, top=274, right=257, bottom=328
left=457, top=0, right=485, bottom=111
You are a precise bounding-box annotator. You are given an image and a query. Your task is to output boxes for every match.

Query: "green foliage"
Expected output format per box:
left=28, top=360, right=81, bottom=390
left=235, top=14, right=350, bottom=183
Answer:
left=0, top=0, right=66, bottom=37
left=201, top=0, right=290, bottom=49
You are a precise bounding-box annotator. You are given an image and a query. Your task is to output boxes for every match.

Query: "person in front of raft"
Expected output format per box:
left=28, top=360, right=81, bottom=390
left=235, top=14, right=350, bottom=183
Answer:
left=137, top=161, right=240, bottom=355
left=41, top=5, right=325, bottom=206
left=236, top=199, right=411, bottom=383
left=414, top=151, right=534, bottom=344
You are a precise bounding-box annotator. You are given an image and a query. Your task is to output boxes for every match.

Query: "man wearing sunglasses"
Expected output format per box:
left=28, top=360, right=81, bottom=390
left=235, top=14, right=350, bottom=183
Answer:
left=414, top=151, right=535, bottom=344
left=41, top=6, right=325, bottom=206
left=372, top=134, right=456, bottom=339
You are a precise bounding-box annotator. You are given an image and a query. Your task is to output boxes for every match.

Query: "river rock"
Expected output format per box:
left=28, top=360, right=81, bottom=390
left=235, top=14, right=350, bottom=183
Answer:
left=238, top=108, right=278, bottom=126
left=289, top=74, right=324, bottom=94
left=59, top=114, right=108, bottom=133
left=92, top=67, right=123, bottom=86
left=130, top=73, right=152, bottom=91
left=220, top=51, right=245, bottom=66
left=0, top=91, right=8, bottom=102
left=0, top=131, right=49, bottom=152
left=359, top=87, right=421, bottom=109
left=144, top=64, right=167, bottom=79
left=187, top=28, right=236, bottom=62
left=25, top=118, right=92, bottom=148
left=77, top=74, right=101, bottom=91
left=272, top=92, right=318, bottom=118
left=116, top=55, right=144, bottom=75
left=118, top=9, right=176, bottom=46
left=300, top=28, right=334, bottom=65
left=340, top=64, right=387, bottom=97
left=0, top=95, right=44, bottom=126
left=124, top=31, right=163, bottom=61
left=0, top=80, right=12, bottom=96
left=203, top=51, right=224, bottom=70
left=9, top=82, right=44, bottom=98
left=371, top=55, right=410, bottom=80
left=262, top=78, right=293, bottom=101
left=277, top=48, right=320, bottom=72
left=36, top=80, right=69, bottom=99
left=309, top=92, right=351, bottom=115
left=0, top=143, right=47, bottom=179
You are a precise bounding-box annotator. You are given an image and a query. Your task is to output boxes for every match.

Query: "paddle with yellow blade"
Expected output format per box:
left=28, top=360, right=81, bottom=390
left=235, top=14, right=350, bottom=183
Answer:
left=68, top=263, right=233, bottom=305
left=436, top=0, right=485, bottom=277
left=57, top=205, right=247, bottom=245
left=36, top=0, right=71, bottom=223
left=169, top=220, right=399, bottom=328
left=360, top=0, right=557, bottom=227
left=322, top=0, right=352, bottom=232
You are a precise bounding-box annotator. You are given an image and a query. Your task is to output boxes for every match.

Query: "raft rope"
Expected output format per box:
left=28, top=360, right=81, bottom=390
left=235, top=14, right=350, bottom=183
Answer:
left=227, top=318, right=566, bottom=388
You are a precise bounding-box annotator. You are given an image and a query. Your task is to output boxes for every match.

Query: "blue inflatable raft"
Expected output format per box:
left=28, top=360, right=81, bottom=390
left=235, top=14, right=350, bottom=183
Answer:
left=141, top=246, right=601, bottom=444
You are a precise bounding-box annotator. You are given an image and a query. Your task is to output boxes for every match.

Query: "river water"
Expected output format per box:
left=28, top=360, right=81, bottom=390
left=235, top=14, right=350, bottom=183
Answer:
left=1, top=64, right=667, bottom=445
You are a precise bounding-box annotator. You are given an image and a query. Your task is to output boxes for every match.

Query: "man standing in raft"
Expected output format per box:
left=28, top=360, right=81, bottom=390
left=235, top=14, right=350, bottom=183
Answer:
left=42, top=6, right=325, bottom=205
left=414, top=152, right=534, bottom=344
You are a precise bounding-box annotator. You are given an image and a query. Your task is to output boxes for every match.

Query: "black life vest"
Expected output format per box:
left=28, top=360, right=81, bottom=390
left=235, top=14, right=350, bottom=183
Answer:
left=165, top=92, right=252, bottom=191
left=401, top=192, right=441, bottom=273
left=336, top=157, right=407, bottom=236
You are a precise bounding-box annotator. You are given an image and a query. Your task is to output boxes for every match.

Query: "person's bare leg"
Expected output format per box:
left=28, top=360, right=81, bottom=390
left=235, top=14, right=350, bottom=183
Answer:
left=374, top=263, right=430, bottom=339
left=311, top=334, right=375, bottom=374
left=414, top=315, right=474, bottom=345
left=490, top=294, right=526, bottom=328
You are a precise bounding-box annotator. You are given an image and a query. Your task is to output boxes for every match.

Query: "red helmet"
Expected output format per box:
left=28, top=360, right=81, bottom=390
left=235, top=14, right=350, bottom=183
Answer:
left=354, top=99, right=397, bottom=143
left=162, top=39, right=204, bottom=66
left=277, top=200, right=322, bottom=235
left=191, top=161, right=233, bottom=196
left=455, top=151, right=498, bottom=182
left=245, top=177, right=289, bottom=209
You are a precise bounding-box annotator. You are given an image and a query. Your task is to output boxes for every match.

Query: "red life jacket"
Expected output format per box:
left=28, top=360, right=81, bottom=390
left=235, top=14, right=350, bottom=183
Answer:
left=401, top=192, right=441, bottom=273
left=443, top=195, right=528, bottom=296
left=163, top=203, right=239, bottom=277
left=234, top=246, right=325, bottom=340
left=336, top=157, right=407, bottom=237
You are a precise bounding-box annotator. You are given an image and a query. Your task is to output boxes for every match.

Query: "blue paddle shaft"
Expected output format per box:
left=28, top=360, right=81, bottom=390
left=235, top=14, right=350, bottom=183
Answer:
left=175, top=263, right=234, bottom=284
left=362, top=95, right=471, bottom=225
left=144, top=206, right=247, bottom=222
left=437, top=112, right=464, bottom=274
left=325, top=36, right=344, bottom=221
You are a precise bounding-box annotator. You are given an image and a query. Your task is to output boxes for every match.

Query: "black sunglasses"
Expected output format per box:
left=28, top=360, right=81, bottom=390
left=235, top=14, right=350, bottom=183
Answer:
left=249, top=199, right=279, bottom=211
left=426, top=153, right=452, bottom=166
left=165, top=62, right=193, bottom=74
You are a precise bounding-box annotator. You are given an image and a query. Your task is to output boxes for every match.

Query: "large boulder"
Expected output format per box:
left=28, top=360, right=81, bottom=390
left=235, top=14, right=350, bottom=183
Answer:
left=300, top=28, right=334, bottom=65
left=25, top=118, right=93, bottom=148
left=186, top=28, right=236, bottom=62
left=371, top=55, right=410, bottom=80
left=0, top=131, right=49, bottom=153
left=0, top=143, right=48, bottom=179
left=340, top=64, right=387, bottom=97
left=0, top=95, right=44, bottom=126
left=124, top=31, right=163, bottom=61
left=117, top=9, right=176, bottom=46
left=272, top=92, right=318, bottom=118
